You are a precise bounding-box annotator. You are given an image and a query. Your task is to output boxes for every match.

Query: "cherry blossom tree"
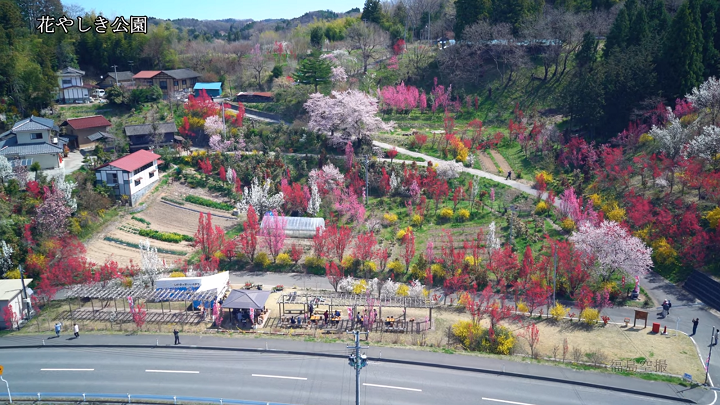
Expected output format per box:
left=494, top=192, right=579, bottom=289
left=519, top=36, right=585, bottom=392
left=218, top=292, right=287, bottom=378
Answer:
left=138, top=238, right=164, bottom=288
left=309, top=163, right=344, bottom=196
left=307, top=180, right=321, bottom=215
left=304, top=90, right=392, bottom=147
left=686, top=76, right=720, bottom=125
left=236, top=177, right=284, bottom=214
left=379, top=82, right=420, bottom=113
left=326, top=261, right=344, bottom=292
left=238, top=205, right=260, bottom=261
left=688, top=125, right=720, bottom=161
left=331, top=66, right=348, bottom=83
left=436, top=161, right=462, bottom=180
left=649, top=108, right=695, bottom=160
left=569, top=220, right=653, bottom=282
left=35, top=185, right=73, bottom=237
left=260, top=211, right=287, bottom=263
left=0, top=240, right=14, bottom=278
left=209, top=135, right=233, bottom=153
left=332, top=187, right=365, bottom=223
left=204, top=115, right=224, bottom=137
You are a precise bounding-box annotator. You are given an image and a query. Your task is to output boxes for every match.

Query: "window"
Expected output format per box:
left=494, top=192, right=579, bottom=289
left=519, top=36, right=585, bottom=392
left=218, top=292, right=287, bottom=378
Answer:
left=146, top=80, right=153, bottom=86
left=30, top=133, right=43, bottom=140
left=173, top=81, right=178, bottom=86
left=134, top=178, right=141, bottom=186
left=108, top=173, right=118, bottom=185
left=132, top=162, right=155, bottom=176
left=149, top=171, right=155, bottom=178
left=62, top=79, right=72, bottom=86
left=159, top=80, right=167, bottom=89
left=182, top=80, right=187, bottom=85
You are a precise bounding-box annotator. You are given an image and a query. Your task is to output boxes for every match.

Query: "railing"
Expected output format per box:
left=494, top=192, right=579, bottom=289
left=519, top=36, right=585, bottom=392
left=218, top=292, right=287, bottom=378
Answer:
left=0, top=392, right=297, bottom=405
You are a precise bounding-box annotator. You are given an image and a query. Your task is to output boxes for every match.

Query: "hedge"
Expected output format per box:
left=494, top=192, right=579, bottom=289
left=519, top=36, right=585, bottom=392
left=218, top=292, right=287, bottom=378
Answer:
left=137, top=228, right=194, bottom=243
left=131, top=215, right=151, bottom=226
left=184, top=195, right=234, bottom=211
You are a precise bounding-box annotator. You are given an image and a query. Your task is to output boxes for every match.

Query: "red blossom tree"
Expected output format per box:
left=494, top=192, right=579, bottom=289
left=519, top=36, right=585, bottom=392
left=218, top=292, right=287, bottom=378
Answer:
left=219, top=166, right=227, bottom=182
left=519, top=322, right=540, bottom=358
left=237, top=205, right=260, bottom=261
left=260, top=211, right=287, bottom=263
left=194, top=213, right=226, bottom=258
left=290, top=244, right=303, bottom=266
left=325, top=224, right=353, bottom=263
left=386, top=147, right=399, bottom=162
left=198, top=157, right=213, bottom=175
left=326, top=261, right=343, bottom=292
left=131, top=302, right=147, bottom=330
left=2, top=304, right=18, bottom=330
left=312, top=226, right=330, bottom=259
left=488, top=245, right=520, bottom=293
left=353, top=232, right=378, bottom=275
left=401, top=228, right=416, bottom=271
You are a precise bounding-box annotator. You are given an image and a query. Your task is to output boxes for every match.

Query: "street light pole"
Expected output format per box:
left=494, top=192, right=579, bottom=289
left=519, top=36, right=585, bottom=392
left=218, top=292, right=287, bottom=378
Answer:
left=706, top=326, right=715, bottom=385
left=111, top=65, right=118, bottom=86
left=18, top=265, right=29, bottom=320
left=363, top=154, right=369, bottom=205
left=347, top=330, right=369, bottom=405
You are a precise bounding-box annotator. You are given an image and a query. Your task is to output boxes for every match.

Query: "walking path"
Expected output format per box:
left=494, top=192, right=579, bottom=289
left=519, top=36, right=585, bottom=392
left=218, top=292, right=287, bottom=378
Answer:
left=373, top=141, right=557, bottom=207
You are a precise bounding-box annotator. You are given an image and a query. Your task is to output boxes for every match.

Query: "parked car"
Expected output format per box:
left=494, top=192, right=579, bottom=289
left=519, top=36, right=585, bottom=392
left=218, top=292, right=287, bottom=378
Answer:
left=92, top=89, right=106, bottom=98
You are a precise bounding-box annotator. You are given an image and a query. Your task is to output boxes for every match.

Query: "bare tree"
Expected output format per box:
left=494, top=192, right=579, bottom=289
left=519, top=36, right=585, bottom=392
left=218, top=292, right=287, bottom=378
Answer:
left=248, top=43, right=268, bottom=88
left=487, top=24, right=528, bottom=86
left=346, top=22, right=391, bottom=74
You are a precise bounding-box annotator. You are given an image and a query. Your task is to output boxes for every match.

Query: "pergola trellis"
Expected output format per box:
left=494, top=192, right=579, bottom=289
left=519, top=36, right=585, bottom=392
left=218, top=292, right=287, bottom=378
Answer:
left=65, top=284, right=219, bottom=315
left=278, top=290, right=438, bottom=323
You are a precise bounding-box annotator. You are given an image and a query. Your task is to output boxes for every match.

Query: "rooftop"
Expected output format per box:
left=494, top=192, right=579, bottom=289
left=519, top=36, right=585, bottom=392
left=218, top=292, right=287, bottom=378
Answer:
left=103, top=150, right=161, bottom=172
left=133, top=71, right=161, bottom=79
left=194, top=82, right=222, bottom=90
left=107, top=71, right=134, bottom=82
left=10, top=116, right=58, bottom=132
left=59, top=67, right=84, bottom=76
left=87, top=131, right=116, bottom=142
left=63, top=115, right=112, bottom=130
left=236, top=92, right=273, bottom=98
left=0, top=136, right=67, bottom=156
left=0, top=279, right=33, bottom=301
left=164, top=69, right=201, bottom=80
left=124, top=122, right=178, bottom=136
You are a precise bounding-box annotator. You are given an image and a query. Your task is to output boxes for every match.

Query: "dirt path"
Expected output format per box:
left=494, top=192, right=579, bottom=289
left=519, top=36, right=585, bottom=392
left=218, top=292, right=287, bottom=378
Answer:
left=477, top=152, right=499, bottom=174
left=489, top=150, right=512, bottom=174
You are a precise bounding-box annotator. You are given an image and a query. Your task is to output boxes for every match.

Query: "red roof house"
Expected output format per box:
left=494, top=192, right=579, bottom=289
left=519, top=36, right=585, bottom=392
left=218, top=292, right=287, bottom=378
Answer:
left=60, top=115, right=113, bottom=149
left=95, top=150, right=162, bottom=206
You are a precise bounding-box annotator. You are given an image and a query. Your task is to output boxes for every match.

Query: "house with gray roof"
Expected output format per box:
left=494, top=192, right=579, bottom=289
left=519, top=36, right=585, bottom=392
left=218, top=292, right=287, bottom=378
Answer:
left=133, top=69, right=201, bottom=99
left=99, top=71, right=135, bottom=88
left=124, top=122, right=181, bottom=152
left=0, top=116, right=67, bottom=169
left=57, top=67, right=94, bottom=104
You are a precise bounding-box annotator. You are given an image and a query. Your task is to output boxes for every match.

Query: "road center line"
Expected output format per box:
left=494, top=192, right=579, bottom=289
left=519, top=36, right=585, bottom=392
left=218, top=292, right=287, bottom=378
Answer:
left=482, top=398, right=535, bottom=405
left=362, top=383, right=422, bottom=392
left=146, top=370, right=199, bottom=374
left=41, top=368, right=94, bottom=371
left=251, top=374, right=307, bottom=381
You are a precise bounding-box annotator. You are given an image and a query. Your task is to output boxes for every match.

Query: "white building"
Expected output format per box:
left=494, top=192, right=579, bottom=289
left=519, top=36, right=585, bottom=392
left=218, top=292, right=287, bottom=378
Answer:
left=57, top=67, right=92, bottom=104
left=0, top=116, right=67, bottom=169
left=95, top=150, right=162, bottom=206
left=0, top=279, right=32, bottom=330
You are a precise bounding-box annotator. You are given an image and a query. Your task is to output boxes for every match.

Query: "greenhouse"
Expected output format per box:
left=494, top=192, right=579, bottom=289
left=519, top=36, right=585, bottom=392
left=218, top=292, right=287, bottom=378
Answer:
left=260, top=216, right=325, bottom=238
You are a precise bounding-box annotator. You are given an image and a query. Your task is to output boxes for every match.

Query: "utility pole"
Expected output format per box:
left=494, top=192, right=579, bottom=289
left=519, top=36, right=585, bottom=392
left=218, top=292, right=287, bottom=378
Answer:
left=706, top=326, right=715, bottom=385
left=363, top=154, right=369, bottom=205
left=128, top=60, right=134, bottom=73
left=18, top=265, right=29, bottom=320
left=111, top=65, right=118, bottom=86
left=347, top=330, right=369, bottom=405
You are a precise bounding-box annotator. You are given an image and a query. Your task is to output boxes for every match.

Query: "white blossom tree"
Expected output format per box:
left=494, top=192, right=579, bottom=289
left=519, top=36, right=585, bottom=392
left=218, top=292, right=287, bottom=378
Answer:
left=0, top=156, right=12, bottom=184
left=686, top=76, right=720, bottom=125
left=236, top=177, right=284, bottom=214
left=0, top=240, right=13, bottom=278
left=309, top=163, right=344, bottom=193
left=569, top=220, right=653, bottom=282
left=331, top=66, right=348, bottom=83
left=381, top=279, right=399, bottom=297
left=204, top=115, right=224, bottom=137
left=436, top=161, right=463, bottom=180
left=226, top=168, right=236, bottom=184
left=304, top=90, right=393, bottom=147
left=485, top=221, right=501, bottom=255
left=138, top=238, right=164, bottom=288
left=307, top=180, right=321, bottom=215
left=649, top=108, right=695, bottom=160
left=389, top=172, right=401, bottom=191
left=408, top=280, right=425, bottom=298
left=338, top=276, right=356, bottom=293
left=53, top=175, right=77, bottom=213
left=687, top=125, right=720, bottom=161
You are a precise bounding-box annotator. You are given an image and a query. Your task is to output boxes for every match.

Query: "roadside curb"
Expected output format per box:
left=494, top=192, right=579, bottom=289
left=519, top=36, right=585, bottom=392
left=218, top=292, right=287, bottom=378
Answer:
left=0, top=342, right=697, bottom=404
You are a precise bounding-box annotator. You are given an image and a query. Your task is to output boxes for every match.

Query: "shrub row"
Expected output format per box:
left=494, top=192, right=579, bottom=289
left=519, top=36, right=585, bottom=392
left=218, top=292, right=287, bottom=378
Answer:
left=184, top=195, right=234, bottom=211
left=103, top=236, right=186, bottom=255
left=131, top=215, right=151, bottom=226
left=161, top=196, right=185, bottom=205
left=137, top=228, right=193, bottom=243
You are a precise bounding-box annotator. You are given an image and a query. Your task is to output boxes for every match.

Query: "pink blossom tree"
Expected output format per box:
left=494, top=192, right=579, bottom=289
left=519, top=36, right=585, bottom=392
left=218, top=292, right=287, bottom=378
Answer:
left=569, top=220, right=653, bottom=282
left=260, top=211, right=287, bottom=263
left=332, top=187, right=366, bottom=223
left=331, top=66, right=348, bottom=83
left=35, top=185, right=73, bottom=237
left=209, top=135, right=233, bottom=153
left=345, top=141, right=354, bottom=169
left=204, top=115, right=224, bottom=137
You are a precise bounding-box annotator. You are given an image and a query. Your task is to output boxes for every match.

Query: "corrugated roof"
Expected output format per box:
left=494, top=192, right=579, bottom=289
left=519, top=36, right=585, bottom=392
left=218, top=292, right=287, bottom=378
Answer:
left=133, top=71, right=161, bottom=79
left=0, top=139, right=66, bottom=156
left=194, top=82, right=222, bottom=90
left=59, top=67, right=84, bottom=76
left=0, top=279, right=33, bottom=301
left=108, top=71, right=134, bottom=81
left=164, top=69, right=201, bottom=80
left=64, top=115, right=112, bottom=130
left=124, top=122, right=178, bottom=136
left=61, top=83, right=96, bottom=89
left=105, top=150, right=161, bottom=172
left=88, top=131, right=115, bottom=141
left=12, top=116, right=58, bottom=132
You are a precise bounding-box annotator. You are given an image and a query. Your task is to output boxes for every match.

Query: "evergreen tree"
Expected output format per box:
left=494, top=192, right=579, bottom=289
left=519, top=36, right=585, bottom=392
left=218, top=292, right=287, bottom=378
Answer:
left=292, top=51, right=332, bottom=92
left=575, top=31, right=599, bottom=70
left=454, top=0, right=490, bottom=39
left=310, top=26, right=325, bottom=49
left=361, top=0, right=383, bottom=25
left=603, top=7, right=629, bottom=57
left=647, top=0, right=670, bottom=35
left=703, top=11, right=720, bottom=77
left=662, top=0, right=704, bottom=100
left=628, top=7, right=649, bottom=46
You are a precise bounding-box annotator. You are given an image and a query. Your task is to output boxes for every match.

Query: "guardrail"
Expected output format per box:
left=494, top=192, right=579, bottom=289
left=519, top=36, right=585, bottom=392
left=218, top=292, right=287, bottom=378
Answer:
left=0, top=392, right=297, bottom=405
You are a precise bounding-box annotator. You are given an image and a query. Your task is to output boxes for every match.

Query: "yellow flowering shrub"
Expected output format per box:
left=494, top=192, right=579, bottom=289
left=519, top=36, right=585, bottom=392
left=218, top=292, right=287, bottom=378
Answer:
left=439, top=207, right=454, bottom=219
left=411, top=214, right=424, bottom=226
left=707, top=207, right=720, bottom=229
left=276, top=253, right=293, bottom=265
left=588, top=193, right=602, bottom=207
left=639, top=133, right=653, bottom=144
left=365, top=261, right=377, bottom=272
left=353, top=279, right=368, bottom=295
left=4, top=269, right=20, bottom=279
left=452, top=320, right=483, bottom=349
left=550, top=302, right=569, bottom=321
left=634, top=226, right=651, bottom=243
left=396, top=284, right=409, bottom=296
left=304, top=256, right=325, bottom=268
left=396, top=229, right=407, bottom=240
left=516, top=302, right=529, bottom=314
left=456, top=209, right=470, bottom=221
left=254, top=252, right=271, bottom=268
left=580, top=308, right=600, bottom=325
left=605, top=203, right=626, bottom=223
left=652, top=238, right=678, bottom=266
left=122, top=277, right=133, bottom=288
left=560, top=218, right=576, bottom=232
left=535, top=170, right=553, bottom=183
left=431, top=263, right=446, bottom=278
left=341, top=255, right=355, bottom=268
left=388, top=260, right=404, bottom=273
left=534, top=201, right=549, bottom=215
left=458, top=291, right=472, bottom=306
left=455, top=142, right=469, bottom=162
left=383, top=212, right=398, bottom=225
left=170, top=272, right=186, bottom=278
left=464, top=256, right=481, bottom=266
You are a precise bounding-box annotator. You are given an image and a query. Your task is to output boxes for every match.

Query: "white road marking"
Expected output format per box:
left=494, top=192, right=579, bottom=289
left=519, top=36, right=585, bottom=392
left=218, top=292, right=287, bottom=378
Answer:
left=41, top=368, right=94, bottom=371
left=251, top=374, right=307, bottom=381
left=482, top=398, right=535, bottom=405
left=362, top=383, right=422, bottom=392
left=146, top=370, right=199, bottom=374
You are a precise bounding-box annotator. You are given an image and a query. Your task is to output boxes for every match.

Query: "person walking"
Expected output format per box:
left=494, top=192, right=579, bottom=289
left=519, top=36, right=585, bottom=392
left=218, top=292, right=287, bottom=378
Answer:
left=173, top=328, right=181, bottom=345
left=667, top=299, right=672, bottom=314
left=323, top=310, right=329, bottom=325
left=692, top=318, right=699, bottom=336
left=661, top=301, right=669, bottom=318
left=715, top=329, right=719, bottom=346
left=54, top=322, right=62, bottom=338
left=505, top=170, right=512, bottom=181
left=73, top=323, right=79, bottom=338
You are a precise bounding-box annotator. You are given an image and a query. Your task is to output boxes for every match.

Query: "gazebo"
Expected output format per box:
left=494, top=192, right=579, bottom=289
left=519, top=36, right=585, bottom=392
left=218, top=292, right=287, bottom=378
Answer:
left=221, top=290, right=271, bottom=327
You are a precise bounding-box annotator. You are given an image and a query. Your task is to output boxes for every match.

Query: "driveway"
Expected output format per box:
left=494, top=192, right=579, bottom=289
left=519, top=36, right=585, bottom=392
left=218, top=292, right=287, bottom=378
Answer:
left=44, top=150, right=84, bottom=179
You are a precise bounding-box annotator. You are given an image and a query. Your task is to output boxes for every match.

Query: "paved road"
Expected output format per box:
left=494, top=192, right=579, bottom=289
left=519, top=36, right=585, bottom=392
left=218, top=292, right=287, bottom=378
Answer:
left=0, top=346, right=695, bottom=405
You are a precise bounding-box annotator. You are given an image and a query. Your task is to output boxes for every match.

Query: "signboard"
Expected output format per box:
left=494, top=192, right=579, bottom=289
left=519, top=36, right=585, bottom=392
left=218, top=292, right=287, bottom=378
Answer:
left=0, top=365, right=3, bottom=375
left=683, top=373, right=692, bottom=382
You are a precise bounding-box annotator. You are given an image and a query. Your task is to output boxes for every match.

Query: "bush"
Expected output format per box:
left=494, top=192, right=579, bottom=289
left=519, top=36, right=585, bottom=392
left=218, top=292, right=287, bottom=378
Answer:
left=131, top=216, right=151, bottom=226
left=254, top=252, right=271, bottom=268
left=605, top=203, right=626, bottom=222
left=170, top=271, right=186, bottom=278
left=161, top=196, right=185, bottom=205
left=384, top=212, right=398, bottom=225
left=516, top=302, right=529, bottom=313
left=560, top=218, right=576, bottom=232
left=452, top=321, right=515, bottom=355
left=439, top=207, right=454, bottom=219
left=388, top=260, right=404, bottom=273
left=137, top=228, right=193, bottom=243
left=706, top=207, right=720, bottom=229
left=396, top=229, right=407, bottom=240
left=184, top=195, right=234, bottom=211
left=411, top=214, right=423, bottom=226
left=276, top=253, right=292, bottom=265
left=456, top=209, right=470, bottom=221
left=464, top=255, right=480, bottom=266
left=304, top=256, right=325, bottom=269
left=431, top=263, right=445, bottom=278
left=550, top=303, right=569, bottom=321
left=353, top=279, right=368, bottom=295
left=535, top=170, right=553, bottom=184
left=534, top=201, right=549, bottom=215
left=396, top=284, right=409, bottom=296
left=580, top=308, right=600, bottom=325
left=341, top=255, right=355, bottom=268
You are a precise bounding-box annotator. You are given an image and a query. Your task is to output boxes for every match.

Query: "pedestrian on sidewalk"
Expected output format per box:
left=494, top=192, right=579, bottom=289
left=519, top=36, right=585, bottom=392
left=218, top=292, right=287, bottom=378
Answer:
left=715, top=329, right=719, bottom=346
left=173, top=328, right=180, bottom=345
left=667, top=299, right=672, bottom=314
left=661, top=301, right=669, bottom=318
left=73, top=324, right=79, bottom=338
left=505, top=170, right=512, bottom=181
left=692, top=318, right=699, bottom=336
left=54, top=322, right=62, bottom=337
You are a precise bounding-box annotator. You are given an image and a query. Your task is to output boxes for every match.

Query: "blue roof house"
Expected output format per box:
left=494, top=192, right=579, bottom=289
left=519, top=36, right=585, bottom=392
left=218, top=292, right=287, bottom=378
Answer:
left=194, top=82, right=222, bottom=98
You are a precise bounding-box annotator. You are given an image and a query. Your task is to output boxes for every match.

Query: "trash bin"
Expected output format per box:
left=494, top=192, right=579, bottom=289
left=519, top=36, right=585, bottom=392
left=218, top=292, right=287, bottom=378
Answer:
left=652, top=322, right=661, bottom=333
